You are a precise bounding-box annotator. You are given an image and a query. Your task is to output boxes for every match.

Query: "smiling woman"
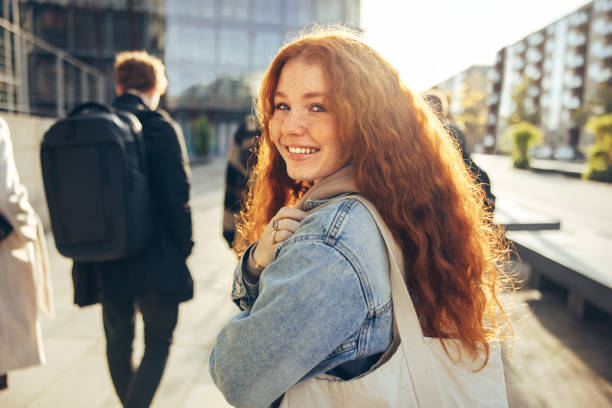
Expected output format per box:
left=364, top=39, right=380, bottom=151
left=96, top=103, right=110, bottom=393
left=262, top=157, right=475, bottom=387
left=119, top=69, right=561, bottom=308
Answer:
left=209, top=26, right=512, bottom=408
left=270, top=57, right=347, bottom=182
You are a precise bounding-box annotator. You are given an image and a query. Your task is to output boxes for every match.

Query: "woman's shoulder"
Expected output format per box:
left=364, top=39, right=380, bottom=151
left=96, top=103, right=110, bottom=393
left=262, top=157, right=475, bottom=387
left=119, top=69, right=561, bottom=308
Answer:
left=292, top=196, right=388, bottom=276
left=298, top=196, right=381, bottom=240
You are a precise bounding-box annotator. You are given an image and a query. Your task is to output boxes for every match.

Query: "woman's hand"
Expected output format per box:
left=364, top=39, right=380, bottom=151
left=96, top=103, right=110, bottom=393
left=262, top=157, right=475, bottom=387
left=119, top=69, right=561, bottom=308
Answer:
left=248, top=207, right=307, bottom=278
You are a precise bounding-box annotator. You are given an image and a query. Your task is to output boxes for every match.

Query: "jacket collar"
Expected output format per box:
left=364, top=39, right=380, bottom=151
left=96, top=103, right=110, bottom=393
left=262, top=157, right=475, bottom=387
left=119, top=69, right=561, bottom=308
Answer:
left=112, top=93, right=149, bottom=112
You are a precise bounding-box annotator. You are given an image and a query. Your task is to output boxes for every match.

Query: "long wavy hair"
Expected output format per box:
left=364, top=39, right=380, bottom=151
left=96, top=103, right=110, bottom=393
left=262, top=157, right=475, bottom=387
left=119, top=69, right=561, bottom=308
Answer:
left=236, top=27, right=512, bottom=366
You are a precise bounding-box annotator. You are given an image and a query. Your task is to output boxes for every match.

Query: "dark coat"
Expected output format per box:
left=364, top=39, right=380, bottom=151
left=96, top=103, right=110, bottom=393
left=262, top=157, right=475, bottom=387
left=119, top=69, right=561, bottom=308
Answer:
left=72, top=93, right=194, bottom=306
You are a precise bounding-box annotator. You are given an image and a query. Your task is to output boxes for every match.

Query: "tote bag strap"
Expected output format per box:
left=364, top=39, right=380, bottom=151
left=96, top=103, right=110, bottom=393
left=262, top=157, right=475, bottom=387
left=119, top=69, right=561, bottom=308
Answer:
left=318, top=195, right=445, bottom=407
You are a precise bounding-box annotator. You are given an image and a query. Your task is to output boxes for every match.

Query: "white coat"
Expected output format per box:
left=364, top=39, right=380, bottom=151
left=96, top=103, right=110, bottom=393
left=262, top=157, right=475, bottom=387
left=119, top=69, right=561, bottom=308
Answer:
left=0, top=116, right=54, bottom=373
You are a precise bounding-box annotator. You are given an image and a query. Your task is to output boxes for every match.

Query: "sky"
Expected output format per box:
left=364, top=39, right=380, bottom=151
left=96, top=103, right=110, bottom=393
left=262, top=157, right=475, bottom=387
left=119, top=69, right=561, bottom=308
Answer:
left=360, top=0, right=592, bottom=91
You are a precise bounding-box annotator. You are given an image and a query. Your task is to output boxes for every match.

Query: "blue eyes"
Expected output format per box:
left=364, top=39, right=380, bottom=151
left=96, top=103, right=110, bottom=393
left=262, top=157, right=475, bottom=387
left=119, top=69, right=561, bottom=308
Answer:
left=275, top=103, right=290, bottom=111
left=274, top=103, right=326, bottom=113
left=311, top=104, right=326, bottom=112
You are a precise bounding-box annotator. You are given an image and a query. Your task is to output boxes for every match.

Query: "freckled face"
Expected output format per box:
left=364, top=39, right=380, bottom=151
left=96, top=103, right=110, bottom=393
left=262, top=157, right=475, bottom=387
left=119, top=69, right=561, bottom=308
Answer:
left=270, top=57, right=348, bottom=182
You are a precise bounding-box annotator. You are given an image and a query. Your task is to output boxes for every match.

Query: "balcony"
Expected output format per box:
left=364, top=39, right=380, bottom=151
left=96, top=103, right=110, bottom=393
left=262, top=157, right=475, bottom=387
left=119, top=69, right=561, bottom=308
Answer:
left=526, top=64, right=542, bottom=80
left=566, top=53, right=585, bottom=68
left=487, top=69, right=501, bottom=82
left=587, top=63, right=612, bottom=82
left=527, top=48, right=543, bottom=63
left=567, top=31, right=587, bottom=47
left=592, top=18, right=612, bottom=35
left=513, top=42, right=526, bottom=53
left=590, top=41, right=612, bottom=59
left=594, top=0, right=612, bottom=13
left=569, top=11, right=589, bottom=27
left=527, top=32, right=545, bottom=46
left=528, top=86, right=540, bottom=97
left=564, top=72, right=583, bottom=88
left=512, top=57, right=525, bottom=70
left=487, top=113, right=497, bottom=125
left=562, top=90, right=581, bottom=109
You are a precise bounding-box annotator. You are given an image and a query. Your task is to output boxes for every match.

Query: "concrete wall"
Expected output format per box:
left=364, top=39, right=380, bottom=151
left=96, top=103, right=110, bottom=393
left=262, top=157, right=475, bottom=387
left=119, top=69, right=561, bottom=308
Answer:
left=4, top=113, right=57, bottom=230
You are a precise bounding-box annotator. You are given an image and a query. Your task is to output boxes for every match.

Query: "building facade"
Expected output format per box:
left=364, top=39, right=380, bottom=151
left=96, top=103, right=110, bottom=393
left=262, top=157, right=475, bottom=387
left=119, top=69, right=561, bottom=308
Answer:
left=164, top=0, right=361, bottom=98
left=487, top=0, right=612, bottom=153
left=165, top=0, right=361, bottom=157
left=431, top=65, right=491, bottom=153
left=19, top=0, right=166, bottom=106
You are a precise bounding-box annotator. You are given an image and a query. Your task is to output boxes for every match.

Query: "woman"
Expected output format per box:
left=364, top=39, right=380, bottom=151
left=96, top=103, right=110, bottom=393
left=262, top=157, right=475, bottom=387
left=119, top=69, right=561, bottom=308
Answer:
left=210, top=27, right=510, bottom=407
left=0, top=117, right=54, bottom=390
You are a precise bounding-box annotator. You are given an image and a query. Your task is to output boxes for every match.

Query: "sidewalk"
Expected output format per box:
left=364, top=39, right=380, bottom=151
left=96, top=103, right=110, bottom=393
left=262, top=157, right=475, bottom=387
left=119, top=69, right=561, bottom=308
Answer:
left=2, top=157, right=611, bottom=407
left=0, top=159, right=235, bottom=408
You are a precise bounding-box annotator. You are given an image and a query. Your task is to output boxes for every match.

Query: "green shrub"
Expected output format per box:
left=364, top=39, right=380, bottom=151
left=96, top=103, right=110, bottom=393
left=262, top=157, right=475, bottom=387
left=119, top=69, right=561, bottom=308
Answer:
left=584, top=114, right=612, bottom=182
left=503, top=121, right=542, bottom=169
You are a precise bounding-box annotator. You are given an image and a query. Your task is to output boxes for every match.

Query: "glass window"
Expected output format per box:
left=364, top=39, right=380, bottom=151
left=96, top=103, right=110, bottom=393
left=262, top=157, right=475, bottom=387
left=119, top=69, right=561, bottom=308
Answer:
left=112, top=12, right=145, bottom=51
left=285, top=0, right=312, bottom=25
left=220, top=29, right=249, bottom=68
left=220, top=0, right=249, bottom=21
left=254, top=31, right=281, bottom=69
left=37, top=6, right=68, bottom=49
left=253, top=0, right=281, bottom=23
left=180, top=0, right=215, bottom=18
left=74, top=10, right=96, bottom=53
left=315, top=0, right=342, bottom=23
left=166, top=23, right=215, bottom=64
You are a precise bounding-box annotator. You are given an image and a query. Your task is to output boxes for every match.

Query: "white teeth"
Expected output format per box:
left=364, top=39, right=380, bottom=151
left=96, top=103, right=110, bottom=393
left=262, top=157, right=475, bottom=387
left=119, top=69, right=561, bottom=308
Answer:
left=288, top=146, right=318, bottom=154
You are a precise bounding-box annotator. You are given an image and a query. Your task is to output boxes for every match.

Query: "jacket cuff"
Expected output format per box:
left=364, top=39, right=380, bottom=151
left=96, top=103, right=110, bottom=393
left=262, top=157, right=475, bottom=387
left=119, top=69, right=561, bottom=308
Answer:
left=231, top=243, right=260, bottom=311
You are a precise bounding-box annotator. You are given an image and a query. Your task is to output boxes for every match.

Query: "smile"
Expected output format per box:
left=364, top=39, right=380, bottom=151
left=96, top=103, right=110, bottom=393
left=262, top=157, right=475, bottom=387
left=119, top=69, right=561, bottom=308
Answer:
left=287, top=146, right=320, bottom=154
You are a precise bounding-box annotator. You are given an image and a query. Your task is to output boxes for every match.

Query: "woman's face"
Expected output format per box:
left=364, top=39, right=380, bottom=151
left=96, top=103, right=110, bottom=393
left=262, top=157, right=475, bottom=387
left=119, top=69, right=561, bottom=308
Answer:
left=270, top=57, right=348, bottom=182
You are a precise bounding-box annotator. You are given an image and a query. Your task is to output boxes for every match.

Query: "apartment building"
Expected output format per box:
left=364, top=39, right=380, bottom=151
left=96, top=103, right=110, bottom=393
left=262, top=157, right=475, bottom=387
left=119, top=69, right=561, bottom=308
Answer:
left=487, top=0, right=611, bottom=152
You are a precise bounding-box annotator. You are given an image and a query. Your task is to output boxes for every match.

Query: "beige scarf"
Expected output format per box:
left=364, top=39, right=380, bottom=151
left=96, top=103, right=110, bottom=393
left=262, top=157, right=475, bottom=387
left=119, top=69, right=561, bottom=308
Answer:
left=295, top=166, right=359, bottom=210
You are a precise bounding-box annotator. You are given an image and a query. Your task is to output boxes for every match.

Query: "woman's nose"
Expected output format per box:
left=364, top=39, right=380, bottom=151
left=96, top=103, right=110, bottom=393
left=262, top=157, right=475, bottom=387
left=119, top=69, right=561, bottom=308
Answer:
left=281, top=110, right=306, bottom=135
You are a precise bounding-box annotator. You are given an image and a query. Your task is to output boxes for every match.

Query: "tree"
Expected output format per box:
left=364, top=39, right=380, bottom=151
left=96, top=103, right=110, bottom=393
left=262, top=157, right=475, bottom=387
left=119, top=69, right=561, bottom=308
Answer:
left=510, top=75, right=540, bottom=125
left=584, top=113, right=612, bottom=182
left=503, top=121, right=543, bottom=168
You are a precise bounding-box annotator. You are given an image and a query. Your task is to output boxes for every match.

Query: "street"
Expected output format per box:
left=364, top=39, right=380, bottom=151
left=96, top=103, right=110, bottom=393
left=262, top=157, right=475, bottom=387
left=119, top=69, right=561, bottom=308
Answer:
left=1, top=156, right=611, bottom=407
left=475, top=154, right=612, bottom=407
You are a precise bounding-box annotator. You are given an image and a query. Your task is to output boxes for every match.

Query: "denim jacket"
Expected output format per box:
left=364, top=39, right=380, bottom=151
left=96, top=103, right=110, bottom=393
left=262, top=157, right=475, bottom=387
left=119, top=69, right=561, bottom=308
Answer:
left=209, top=195, right=393, bottom=408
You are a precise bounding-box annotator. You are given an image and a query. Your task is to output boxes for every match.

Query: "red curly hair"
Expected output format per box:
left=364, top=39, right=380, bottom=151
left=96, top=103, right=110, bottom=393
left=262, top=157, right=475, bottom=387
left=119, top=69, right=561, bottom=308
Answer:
left=236, top=27, right=511, bottom=366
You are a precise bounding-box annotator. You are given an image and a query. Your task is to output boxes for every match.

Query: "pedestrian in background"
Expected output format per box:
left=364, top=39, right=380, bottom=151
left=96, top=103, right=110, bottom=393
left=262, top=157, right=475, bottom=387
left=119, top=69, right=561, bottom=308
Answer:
left=71, top=51, right=194, bottom=408
left=0, top=117, right=54, bottom=391
left=222, top=114, right=259, bottom=249
left=423, top=89, right=496, bottom=211
left=210, top=27, right=511, bottom=407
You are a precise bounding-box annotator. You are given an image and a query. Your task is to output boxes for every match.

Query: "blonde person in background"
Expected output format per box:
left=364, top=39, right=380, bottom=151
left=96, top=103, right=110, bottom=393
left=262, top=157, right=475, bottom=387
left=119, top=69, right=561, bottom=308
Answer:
left=0, top=117, right=54, bottom=391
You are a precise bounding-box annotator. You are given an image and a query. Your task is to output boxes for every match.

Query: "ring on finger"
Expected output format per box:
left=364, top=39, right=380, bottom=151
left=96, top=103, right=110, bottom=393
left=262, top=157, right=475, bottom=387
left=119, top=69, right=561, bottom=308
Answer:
left=272, top=218, right=279, bottom=231
left=272, top=230, right=280, bottom=244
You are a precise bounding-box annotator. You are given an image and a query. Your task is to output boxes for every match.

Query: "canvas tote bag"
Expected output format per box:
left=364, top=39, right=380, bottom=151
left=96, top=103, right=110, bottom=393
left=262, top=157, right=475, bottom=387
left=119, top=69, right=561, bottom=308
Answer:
left=280, top=196, right=508, bottom=408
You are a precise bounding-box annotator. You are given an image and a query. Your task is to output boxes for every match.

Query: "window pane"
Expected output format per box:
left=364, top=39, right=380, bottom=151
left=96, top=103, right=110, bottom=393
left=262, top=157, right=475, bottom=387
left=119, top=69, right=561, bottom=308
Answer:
left=253, top=0, right=281, bottom=23
left=220, top=29, right=249, bottom=67
left=315, top=0, right=342, bottom=23
left=220, top=0, right=249, bottom=21
left=285, top=0, right=312, bottom=26
left=254, top=31, right=281, bottom=69
left=38, top=6, right=68, bottom=49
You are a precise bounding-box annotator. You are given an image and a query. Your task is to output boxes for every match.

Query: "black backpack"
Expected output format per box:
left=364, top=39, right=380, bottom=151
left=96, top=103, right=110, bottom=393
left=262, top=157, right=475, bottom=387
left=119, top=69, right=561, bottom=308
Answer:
left=40, top=102, right=155, bottom=261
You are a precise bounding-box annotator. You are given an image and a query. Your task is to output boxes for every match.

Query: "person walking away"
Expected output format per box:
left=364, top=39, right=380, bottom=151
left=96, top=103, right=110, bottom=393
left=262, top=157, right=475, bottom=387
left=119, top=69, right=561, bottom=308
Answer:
left=0, top=117, right=54, bottom=391
left=423, top=89, right=496, bottom=211
left=223, top=114, right=259, bottom=248
left=71, top=51, right=194, bottom=408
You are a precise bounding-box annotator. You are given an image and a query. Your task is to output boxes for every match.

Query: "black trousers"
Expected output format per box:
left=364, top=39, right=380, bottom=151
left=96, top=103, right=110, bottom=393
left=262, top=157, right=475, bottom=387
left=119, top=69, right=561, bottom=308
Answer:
left=102, top=294, right=179, bottom=408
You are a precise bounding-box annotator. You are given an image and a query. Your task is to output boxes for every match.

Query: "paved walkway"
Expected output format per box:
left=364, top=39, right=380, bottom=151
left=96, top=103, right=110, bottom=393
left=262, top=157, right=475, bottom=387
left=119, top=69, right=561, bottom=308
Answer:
left=1, top=157, right=611, bottom=407
left=1, top=159, right=235, bottom=408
